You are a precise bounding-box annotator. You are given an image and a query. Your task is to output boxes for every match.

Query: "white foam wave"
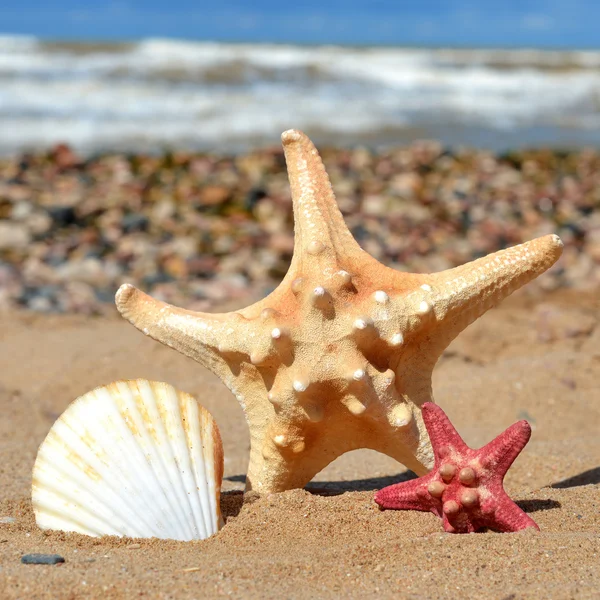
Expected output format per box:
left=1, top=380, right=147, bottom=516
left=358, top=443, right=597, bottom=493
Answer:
left=1, top=36, right=600, bottom=154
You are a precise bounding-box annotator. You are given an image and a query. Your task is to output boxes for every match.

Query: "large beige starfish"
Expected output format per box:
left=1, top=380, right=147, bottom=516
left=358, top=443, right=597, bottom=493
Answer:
left=116, top=130, right=563, bottom=493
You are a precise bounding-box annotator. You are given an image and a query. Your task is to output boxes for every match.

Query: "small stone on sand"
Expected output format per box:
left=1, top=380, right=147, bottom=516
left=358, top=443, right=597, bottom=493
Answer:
left=21, top=554, right=65, bottom=565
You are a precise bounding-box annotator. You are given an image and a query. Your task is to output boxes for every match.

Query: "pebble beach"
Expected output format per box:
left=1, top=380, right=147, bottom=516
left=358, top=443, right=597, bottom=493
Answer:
left=1, top=141, right=599, bottom=315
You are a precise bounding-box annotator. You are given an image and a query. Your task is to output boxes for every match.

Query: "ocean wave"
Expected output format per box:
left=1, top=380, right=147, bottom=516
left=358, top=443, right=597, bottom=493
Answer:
left=1, top=36, right=600, bottom=154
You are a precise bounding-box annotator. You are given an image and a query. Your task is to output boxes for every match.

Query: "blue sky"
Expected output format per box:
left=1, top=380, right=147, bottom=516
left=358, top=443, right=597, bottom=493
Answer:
left=2, top=1, right=599, bottom=48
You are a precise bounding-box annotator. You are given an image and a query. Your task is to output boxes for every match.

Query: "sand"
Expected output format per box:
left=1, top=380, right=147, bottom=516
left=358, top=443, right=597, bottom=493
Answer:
left=1, top=288, right=599, bottom=599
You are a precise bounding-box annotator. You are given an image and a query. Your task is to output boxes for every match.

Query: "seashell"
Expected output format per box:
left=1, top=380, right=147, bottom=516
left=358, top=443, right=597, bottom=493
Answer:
left=32, top=379, right=224, bottom=541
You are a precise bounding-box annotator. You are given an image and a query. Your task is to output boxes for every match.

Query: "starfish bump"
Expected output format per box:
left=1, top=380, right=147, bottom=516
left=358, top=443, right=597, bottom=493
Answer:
left=115, top=130, right=563, bottom=493
left=374, top=403, right=540, bottom=533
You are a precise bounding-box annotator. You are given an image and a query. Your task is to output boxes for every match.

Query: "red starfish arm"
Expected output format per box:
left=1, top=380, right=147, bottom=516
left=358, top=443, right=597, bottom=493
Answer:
left=440, top=514, right=479, bottom=534
left=374, top=476, right=438, bottom=513
left=478, top=420, right=532, bottom=479
left=482, top=488, right=540, bottom=532
left=421, top=403, right=469, bottom=457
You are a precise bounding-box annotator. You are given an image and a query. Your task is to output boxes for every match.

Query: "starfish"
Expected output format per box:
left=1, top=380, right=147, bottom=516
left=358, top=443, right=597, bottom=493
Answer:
left=115, top=130, right=563, bottom=494
left=374, top=403, right=539, bottom=533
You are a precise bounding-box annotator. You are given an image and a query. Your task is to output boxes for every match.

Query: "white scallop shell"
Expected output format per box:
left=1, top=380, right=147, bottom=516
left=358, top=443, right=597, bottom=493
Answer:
left=32, top=379, right=224, bottom=541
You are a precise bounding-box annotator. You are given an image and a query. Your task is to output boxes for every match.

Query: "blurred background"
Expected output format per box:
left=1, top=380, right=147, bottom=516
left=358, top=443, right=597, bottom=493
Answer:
left=0, top=1, right=599, bottom=314
left=3, top=0, right=600, bottom=154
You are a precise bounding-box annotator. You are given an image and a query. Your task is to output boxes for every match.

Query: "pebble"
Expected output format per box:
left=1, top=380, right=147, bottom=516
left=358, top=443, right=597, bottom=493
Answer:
left=46, top=206, right=77, bottom=227
left=0, top=223, right=30, bottom=250
left=0, top=142, right=597, bottom=314
left=121, top=213, right=149, bottom=233
left=21, top=553, right=65, bottom=565
left=126, top=543, right=141, bottom=549
left=0, top=516, right=16, bottom=524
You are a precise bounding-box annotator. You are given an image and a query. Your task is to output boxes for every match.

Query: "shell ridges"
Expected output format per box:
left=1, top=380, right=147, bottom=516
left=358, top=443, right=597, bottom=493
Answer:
left=32, top=379, right=224, bottom=541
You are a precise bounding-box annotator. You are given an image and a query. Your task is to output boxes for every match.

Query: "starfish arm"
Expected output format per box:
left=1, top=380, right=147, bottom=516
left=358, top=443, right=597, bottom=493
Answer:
left=441, top=514, right=477, bottom=534
left=424, top=234, right=563, bottom=356
left=483, top=490, right=540, bottom=532
left=374, top=476, right=437, bottom=512
left=281, top=129, right=369, bottom=273
left=112, top=130, right=562, bottom=496
left=477, top=420, right=532, bottom=479
left=421, top=402, right=469, bottom=457
left=115, top=283, right=236, bottom=372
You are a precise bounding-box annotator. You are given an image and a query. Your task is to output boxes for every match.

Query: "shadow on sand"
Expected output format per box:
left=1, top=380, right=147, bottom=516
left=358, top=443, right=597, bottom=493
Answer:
left=517, top=498, right=561, bottom=514
left=551, top=467, right=600, bottom=489
left=224, top=471, right=417, bottom=496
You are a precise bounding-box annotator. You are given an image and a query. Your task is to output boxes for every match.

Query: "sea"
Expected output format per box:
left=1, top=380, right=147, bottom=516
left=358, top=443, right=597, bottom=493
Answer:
left=2, top=35, right=600, bottom=156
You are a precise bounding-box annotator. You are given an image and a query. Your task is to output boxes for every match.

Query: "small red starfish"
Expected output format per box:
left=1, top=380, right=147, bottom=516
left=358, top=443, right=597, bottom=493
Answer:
left=374, top=403, right=539, bottom=533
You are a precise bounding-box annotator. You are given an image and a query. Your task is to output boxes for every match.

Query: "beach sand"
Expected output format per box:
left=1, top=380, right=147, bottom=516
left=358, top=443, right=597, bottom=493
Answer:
left=0, top=287, right=598, bottom=599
